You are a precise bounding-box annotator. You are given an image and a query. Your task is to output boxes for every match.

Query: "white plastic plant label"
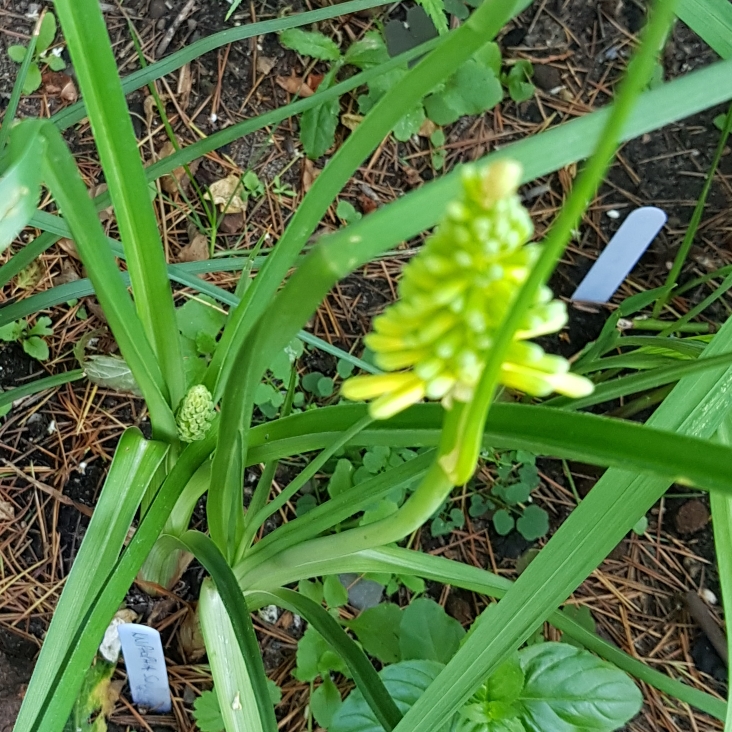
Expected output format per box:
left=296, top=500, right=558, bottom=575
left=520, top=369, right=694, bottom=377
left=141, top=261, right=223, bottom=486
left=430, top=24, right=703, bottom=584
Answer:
left=118, top=623, right=172, bottom=712
left=572, top=206, right=667, bottom=303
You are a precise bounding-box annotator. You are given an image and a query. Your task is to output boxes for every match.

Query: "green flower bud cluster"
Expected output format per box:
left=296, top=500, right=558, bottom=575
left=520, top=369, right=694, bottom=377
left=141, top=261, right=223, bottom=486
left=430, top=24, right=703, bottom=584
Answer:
left=342, top=160, right=593, bottom=419
left=176, top=384, right=215, bottom=442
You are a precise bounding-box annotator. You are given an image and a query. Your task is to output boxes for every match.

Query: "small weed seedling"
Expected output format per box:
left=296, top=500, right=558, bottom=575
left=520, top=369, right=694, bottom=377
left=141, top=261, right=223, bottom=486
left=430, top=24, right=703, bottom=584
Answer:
left=7, top=12, right=65, bottom=95
left=0, top=316, right=53, bottom=361
left=470, top=449, right=550, bottom=541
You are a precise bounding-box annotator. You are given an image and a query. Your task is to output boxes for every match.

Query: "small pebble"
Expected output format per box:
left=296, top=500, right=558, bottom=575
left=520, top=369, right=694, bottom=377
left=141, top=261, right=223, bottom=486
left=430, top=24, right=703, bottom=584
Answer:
left=148, top=0, right=166, bottom=18
left=701, top=588, right=718, bottom=606
left=532, top=64, right=562, bottom=92
left=675, top=499, right=710, bottom=535
left=606, top=209, right=620, bottom=219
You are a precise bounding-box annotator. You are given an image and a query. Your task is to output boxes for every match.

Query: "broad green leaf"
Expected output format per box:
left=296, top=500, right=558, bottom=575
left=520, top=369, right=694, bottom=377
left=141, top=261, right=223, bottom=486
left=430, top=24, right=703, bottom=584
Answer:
left=473, top=41, right=501, bottom=75
left=506, top=61, right=534, bottom=102
left=400, top=598, right=465, bottom=664
left=279, top=28, right=341, bottom=61
left=193, top=690, right=224, bottom=732
left=301, top=91, right=340, bottom=159
left=324, top=574, right=349, bottom=608
left=47, top=54, right=66, bottom=71
left=83, top=355, right=143, bottom=396
left=517, top=643, right=642, bottom=732
left=268, top=349, right=293, bottom=381
left=22, top=63, right=42, bottom=94
left=27, top=316, right=53, bottom=336
left=298, top=579, right=325, bottom=605
left=344, top=32, right=390, bottom=68
left=424, top=62, right=502, bottom=126
left=336, top=200, right=362, bottom=224
left=360, top=498, right=399, bottom=526
left=484, top=657, right=524, bottom=703
left=393, top=106, right=427, bottom=141
left=22, top=335, right=49, bottom=361
left=311, top=676, right=342, bottom=729
left=504, top=482, right=531, bottom=504
left=516, top=506, right=549, bottom=541
left=37, top=12, right=57, bottom=54
left=327, top=459, right=354, bottom=498
left=347, top=603, right=403, bottom=664
left=331, top=661, right=448, bottom=732
left=295, top=627, right=349, bottom=682
left=7, top=45, right=27, bottom=63
left=492, top=510, right=514, bottom=536
left=0, top=321, right=23, bottom=341
left=416, top=0, right=449, bottom=34
left=176, top=295, right=226, bottom=343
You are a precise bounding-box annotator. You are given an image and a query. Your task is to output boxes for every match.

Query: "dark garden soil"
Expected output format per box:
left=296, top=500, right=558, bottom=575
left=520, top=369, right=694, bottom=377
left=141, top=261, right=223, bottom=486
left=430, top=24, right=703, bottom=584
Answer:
left=1, top=0, right=732, bottom=730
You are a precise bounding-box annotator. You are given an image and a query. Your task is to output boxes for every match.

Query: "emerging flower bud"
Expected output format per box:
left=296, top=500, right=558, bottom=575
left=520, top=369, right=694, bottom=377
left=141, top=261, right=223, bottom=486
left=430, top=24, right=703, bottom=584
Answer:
left=177, top=384, right=215, bottom=442
left=342, top=160, right=593, bottom=419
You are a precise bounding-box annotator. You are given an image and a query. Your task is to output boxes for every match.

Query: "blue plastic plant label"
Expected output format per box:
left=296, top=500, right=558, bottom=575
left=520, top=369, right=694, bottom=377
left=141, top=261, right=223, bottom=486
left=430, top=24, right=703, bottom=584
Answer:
left=572, top=206, right=667, bottom=303
left=118, top=623, right=172, bottom=712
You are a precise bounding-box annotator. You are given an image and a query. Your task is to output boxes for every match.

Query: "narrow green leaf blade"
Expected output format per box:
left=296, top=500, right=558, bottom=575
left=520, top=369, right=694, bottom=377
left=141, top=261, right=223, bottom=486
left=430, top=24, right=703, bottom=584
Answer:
left=14, top=428, right=168, bottom=732
left=247, top=588, right=403, bottom=731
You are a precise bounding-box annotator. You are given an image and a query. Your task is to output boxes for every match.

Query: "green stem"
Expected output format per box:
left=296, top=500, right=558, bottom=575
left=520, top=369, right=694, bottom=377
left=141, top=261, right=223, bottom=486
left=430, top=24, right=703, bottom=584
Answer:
left=238, top=460, right=453, bottom=590
left=451, top=0, right=680, bottom=485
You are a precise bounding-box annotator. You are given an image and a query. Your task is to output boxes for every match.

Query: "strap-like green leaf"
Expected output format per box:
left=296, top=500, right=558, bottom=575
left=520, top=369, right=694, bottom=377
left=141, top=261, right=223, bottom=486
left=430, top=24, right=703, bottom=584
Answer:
left=54, top=0, right=185, bottom=408
left=172, top=531, right=278, bottom=732
left=14, top=428, right=168, bottom=732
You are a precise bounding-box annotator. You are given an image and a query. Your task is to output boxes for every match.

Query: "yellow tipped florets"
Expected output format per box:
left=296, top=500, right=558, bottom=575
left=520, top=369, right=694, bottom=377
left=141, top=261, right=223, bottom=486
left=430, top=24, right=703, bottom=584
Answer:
left=177, top=384, right=215, bottom=442
left=342, top=160, right=593, bottom=419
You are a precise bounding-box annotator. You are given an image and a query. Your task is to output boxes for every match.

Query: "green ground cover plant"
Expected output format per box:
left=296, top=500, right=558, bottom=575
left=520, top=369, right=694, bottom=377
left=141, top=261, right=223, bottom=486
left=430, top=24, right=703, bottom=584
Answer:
left=3, top=0, right=732, bottom=731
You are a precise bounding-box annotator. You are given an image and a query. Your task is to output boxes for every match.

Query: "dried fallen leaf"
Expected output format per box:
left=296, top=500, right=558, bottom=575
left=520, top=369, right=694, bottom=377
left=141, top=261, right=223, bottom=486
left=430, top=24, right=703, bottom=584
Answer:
left=403, top=166, right=423, bottom=187
left=89, top=183, right=114, bottom=223
left=307, top=72, right=324, bottom=91
left=0, top=500, right=15, bottom=521
left=204, top=174, right=247, bottom=213
left=256, top=55, right=276, bottom=75
left=57, top=237, right=81, bottom=260
left=341, top=113, right=364, bottom=131
left=178, top=233, right=209, bottom=262
left=53, top=259, right=80, bottom=287
left=14, top=260, right=43, bottom=290
left=158, top=140, right=200, bottom=195
left=302, top=158, right=320, bottom=193
left=219, top=212, right=245, bottom=235
left=179, top=605, right=206, bottom=662
left=276, top=71, right=314, bottom=97
left=358, top=194, right=378, bottom=214
left=144, top=94, right=157, bottom=126
left=418, top=118, right=438, bottom=138
left=42, top=71, right=77, bottom=103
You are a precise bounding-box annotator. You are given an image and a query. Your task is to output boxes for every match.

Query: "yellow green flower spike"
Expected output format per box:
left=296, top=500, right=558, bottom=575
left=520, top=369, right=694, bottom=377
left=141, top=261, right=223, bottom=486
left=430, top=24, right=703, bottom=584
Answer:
left=342, top=160, right=593, bottom=420
left=177, top=384, right=215, bottom=442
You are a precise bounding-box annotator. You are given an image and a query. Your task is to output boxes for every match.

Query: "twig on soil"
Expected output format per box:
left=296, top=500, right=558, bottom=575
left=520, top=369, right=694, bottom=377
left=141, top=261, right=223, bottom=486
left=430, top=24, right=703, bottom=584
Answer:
left=155, top=0, right=197, bottom=59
